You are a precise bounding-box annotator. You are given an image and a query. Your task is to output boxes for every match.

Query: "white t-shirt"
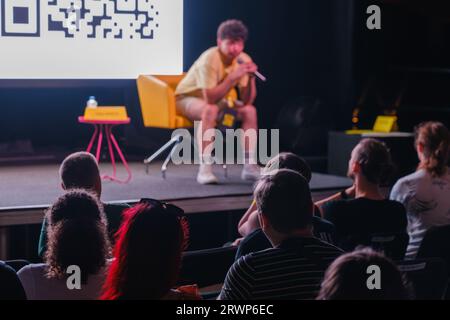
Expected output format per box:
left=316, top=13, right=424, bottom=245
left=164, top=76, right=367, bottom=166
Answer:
left=390, top=168, right=450, bottom=259
left=18, top=263, right=108, bottom=300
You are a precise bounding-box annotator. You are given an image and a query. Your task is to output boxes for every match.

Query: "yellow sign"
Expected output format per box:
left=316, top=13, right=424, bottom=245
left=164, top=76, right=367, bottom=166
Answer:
left=373, top=115, right=398, bottom=133
left=345, top=115, right=398, bottom=135
left=84, top=106, right=128, bottom=121
left=222, top=114, right=236, bottom=127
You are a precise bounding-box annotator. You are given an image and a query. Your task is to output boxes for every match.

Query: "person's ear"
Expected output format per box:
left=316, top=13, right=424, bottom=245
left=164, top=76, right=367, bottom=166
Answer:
left=94, top=176, right=102, bottom=198
left=61, top=182, right=66, bottom=191
left=417, top=143, right=424, bottom=154
left=352, top=161, right=361, bottom=174
left=259, top=212, right=268, bottom=230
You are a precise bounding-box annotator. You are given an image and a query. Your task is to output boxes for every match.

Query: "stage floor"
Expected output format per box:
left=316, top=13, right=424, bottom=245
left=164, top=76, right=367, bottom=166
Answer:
left=0, top=161, right=351, bottom=209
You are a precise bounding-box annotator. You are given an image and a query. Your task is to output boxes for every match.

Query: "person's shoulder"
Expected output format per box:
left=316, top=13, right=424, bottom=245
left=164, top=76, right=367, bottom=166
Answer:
left=383, top=199, right=407, bottom=215
left=0, top=261, right=16, bottom=276
left=17, top=263, right=46, bottom=280
left=198, top=47, right=221, bottom=65
left=396, top=170, right=426, bottom=187
left=322, top=200, right=349, bottom=218
left=305, top=237, right=344, bottom=253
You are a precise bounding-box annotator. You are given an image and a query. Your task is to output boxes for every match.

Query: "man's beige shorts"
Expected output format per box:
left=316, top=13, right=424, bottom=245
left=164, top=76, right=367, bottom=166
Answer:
left=176, top=96, right=230, bottom=121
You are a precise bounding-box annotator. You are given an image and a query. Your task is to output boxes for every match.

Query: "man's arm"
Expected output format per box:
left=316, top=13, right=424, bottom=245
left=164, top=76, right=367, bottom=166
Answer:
left=240, top=76, right=257, bottom=106
left=202, top=76, right=236, bottom=104
left=315, top=185, right=355, bottom=217
left=203, top=63, right=254, bottom=104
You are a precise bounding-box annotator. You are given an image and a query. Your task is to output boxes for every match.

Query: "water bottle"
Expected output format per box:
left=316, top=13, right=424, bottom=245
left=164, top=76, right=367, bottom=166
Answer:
left=87, top=96, right=98, bottom=108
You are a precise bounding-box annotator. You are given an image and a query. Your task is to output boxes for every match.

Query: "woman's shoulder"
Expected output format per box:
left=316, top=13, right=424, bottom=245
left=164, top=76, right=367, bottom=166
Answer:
left=17, top=263, right=47, bottom=284
left=18, top=263, right=46, bottom=274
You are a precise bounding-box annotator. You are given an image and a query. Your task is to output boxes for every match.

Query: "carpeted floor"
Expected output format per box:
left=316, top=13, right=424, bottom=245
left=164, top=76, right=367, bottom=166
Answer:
left=0, top=161, right=351, bottom=208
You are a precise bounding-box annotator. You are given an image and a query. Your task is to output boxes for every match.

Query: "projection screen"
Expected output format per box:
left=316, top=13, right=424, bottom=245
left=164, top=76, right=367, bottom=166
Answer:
left=0, top=0, right=183, bottom=79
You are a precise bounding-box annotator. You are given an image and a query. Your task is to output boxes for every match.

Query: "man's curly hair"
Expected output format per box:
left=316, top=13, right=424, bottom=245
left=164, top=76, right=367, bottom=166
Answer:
left=217, top=19, right=248, bottom=41
left=45, top=190, right=111, bottom=283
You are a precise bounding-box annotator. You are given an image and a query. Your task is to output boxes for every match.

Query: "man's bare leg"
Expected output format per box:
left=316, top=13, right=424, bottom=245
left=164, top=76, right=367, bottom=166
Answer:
left=237, top=104, right=261, bottom=180
left=183, top=101, right=220, bottom=184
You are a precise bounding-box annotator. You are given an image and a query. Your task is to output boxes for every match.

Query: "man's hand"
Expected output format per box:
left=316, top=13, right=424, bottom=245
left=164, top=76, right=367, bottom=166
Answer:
left=229, top=62, right=258, bottom=82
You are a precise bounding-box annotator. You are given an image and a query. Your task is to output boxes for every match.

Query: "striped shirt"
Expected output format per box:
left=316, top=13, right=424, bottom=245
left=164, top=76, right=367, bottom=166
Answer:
left=218, top=237, right=343, bottom=300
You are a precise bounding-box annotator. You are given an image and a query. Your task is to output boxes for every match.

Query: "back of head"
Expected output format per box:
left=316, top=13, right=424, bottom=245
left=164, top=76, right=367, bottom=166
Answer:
left=45, top=190, right=110, bottom=282
left=263, top=152, right=312, bottom=183
left=59, top=152, right=100, bottom=192
left=101, top=202, right=189, bottom=300
left=352, top=138, right=394, bottom=185
left=255, top=169, right=313, bottom=234
left=217, top=19, right=248, bottom=41
left=317, top=248, right=409, bottom=300
left=415, top=121, right=450, bottom=177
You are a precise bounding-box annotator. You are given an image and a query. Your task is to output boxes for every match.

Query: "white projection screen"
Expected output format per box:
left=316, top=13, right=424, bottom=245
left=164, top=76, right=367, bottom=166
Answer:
left=0, top=0, right=183, bottom=79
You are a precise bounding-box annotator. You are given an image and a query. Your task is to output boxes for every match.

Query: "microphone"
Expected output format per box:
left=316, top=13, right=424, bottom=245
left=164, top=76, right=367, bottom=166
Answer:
left=237, top=58, right=267, bottom=82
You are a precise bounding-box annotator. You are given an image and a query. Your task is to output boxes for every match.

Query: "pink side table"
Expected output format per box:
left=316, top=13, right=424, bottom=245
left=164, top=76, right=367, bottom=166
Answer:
left=78, top=116, right=132, bottom=184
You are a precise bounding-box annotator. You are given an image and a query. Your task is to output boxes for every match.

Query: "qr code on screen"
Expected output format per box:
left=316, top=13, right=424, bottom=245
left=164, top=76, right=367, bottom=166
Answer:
left=0, top=0, right=159, bottom=39
left=48, top=0, right=159, bottom=39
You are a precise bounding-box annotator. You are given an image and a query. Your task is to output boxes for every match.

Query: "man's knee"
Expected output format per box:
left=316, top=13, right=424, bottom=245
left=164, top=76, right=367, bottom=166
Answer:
left=202, top=104, right=220, bottom=121
left=241, top=105, right=257, bottom=120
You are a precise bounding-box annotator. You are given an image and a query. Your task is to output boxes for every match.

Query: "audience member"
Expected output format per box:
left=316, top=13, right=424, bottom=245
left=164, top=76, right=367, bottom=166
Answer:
left=218, top=170, right=343, bottom=300
left=317, top=248, right=410, bottom=300
left=101, top=200, right=199, bottom=300
left=317, top=139, right=407, bottom=250
left=18, top=190, right=111, bottom=300
left=0, top=261, right=26, bottom=300
left=236, top=152, right=336, bottom=250
left=391, top=122, right=450, bottom=259
left=38, top=152, right=129, bottom=257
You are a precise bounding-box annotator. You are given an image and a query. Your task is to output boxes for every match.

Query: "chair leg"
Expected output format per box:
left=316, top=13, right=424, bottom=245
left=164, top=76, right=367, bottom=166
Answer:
left=223, top=164, right=228, bottom=178
left=144, top=135, right=183, bottom=176
left=161, top=139, right=182, bottom=179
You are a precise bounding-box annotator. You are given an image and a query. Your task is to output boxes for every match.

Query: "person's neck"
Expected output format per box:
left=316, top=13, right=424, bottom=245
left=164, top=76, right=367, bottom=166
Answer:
left=267, top=228, right=314, bottom=247
left=354, top=176, right=384, bottom=200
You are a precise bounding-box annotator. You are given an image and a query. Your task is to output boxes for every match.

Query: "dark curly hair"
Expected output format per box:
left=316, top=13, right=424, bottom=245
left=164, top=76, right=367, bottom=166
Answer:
left=45, top=190, right=110, bottom=284
left=217, top=19, right=248, bottom=41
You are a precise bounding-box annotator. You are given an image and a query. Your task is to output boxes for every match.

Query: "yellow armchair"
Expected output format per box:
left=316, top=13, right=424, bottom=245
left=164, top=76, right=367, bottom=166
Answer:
left=137, top=75, right=193, bottom=129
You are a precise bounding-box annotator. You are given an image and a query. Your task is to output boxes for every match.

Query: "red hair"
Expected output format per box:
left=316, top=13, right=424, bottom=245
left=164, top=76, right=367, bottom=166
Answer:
left=100, top=203, right=189, bottom=300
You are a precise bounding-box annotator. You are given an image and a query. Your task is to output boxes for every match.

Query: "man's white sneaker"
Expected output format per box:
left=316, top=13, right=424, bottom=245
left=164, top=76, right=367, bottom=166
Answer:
left=197, top=165, right=219, bottom=185
left=241, top=164, right=261, bottom=181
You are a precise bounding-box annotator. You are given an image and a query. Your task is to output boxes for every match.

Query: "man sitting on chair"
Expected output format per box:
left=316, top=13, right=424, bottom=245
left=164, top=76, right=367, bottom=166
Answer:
left=175, top=19, right=261, bottom=185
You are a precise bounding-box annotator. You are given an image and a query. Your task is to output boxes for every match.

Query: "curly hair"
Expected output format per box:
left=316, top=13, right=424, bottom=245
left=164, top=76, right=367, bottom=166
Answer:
left=217, top=19, right=248, bottom=41
left=101, top=202, right=189, bottom=300
left=45, top=190, right=110, bottom=284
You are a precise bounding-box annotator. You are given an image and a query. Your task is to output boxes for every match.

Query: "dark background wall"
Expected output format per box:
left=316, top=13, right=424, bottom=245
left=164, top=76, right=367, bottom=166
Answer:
left=3, top=0, right=449, bottom=158
left=0, top=0, right=355, bottom=155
